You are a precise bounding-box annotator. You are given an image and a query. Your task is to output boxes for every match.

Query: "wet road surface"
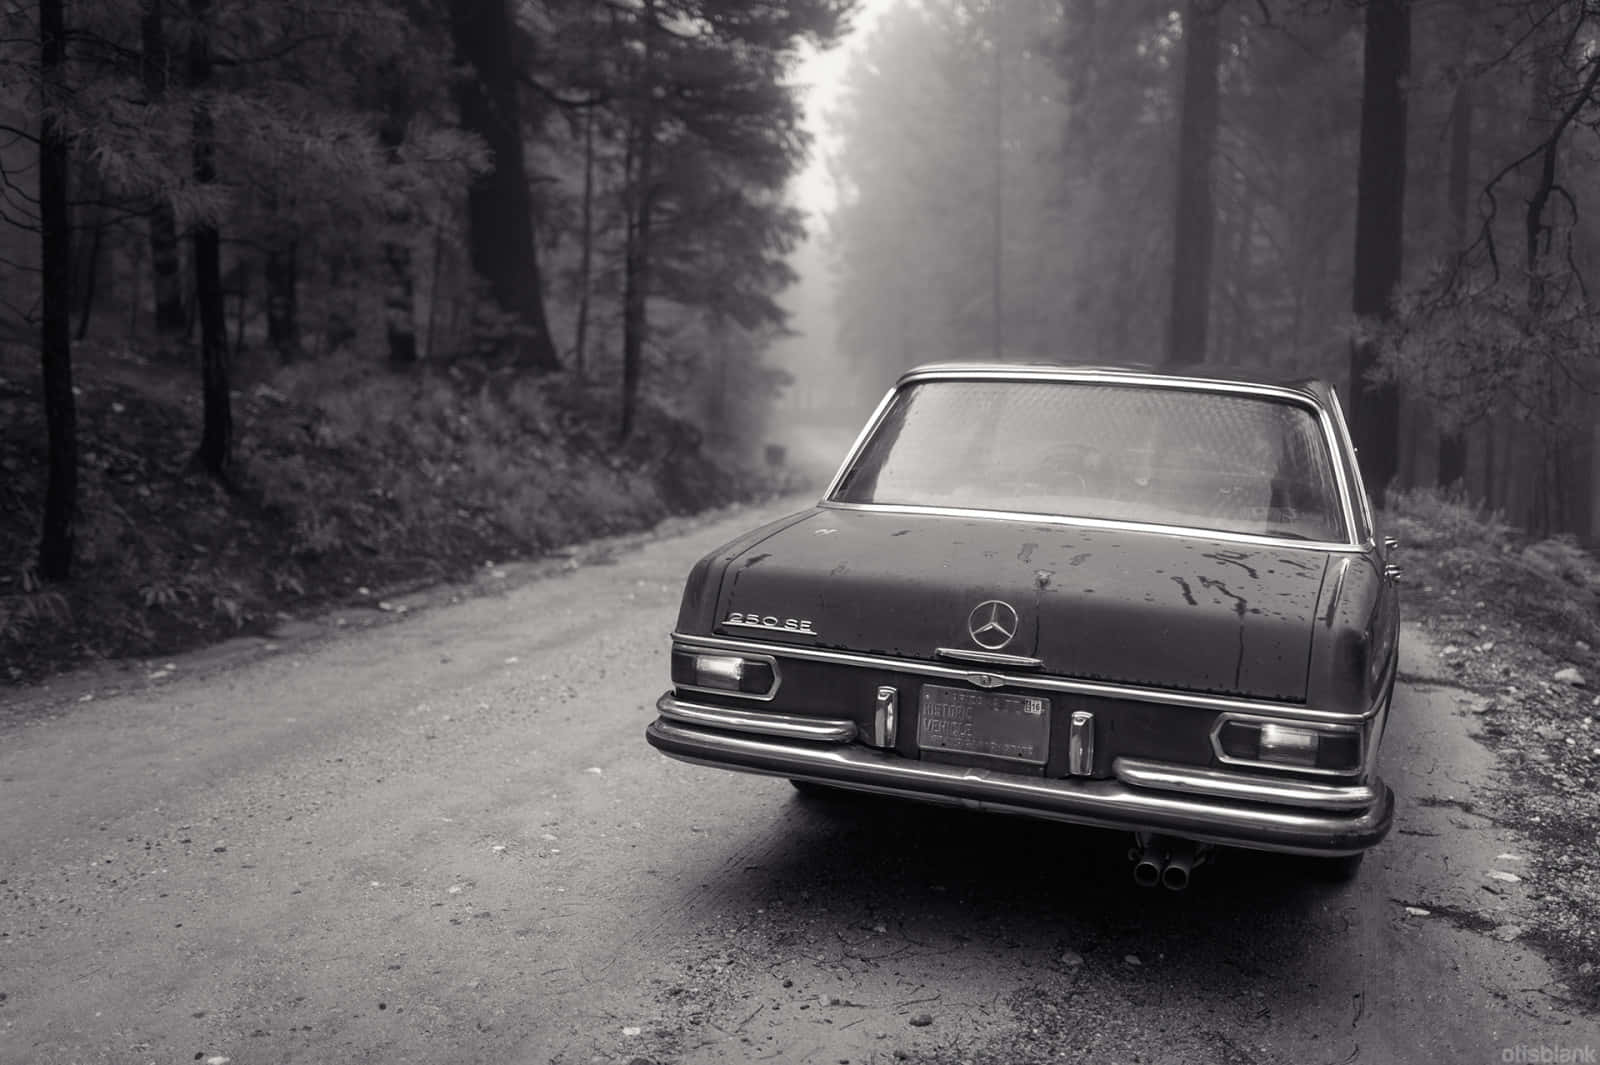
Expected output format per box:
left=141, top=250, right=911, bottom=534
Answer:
left=2, top=498, right=1596, bottom=1065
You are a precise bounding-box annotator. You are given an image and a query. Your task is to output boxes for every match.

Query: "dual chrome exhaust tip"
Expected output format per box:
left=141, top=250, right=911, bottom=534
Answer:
left=1130, top=834, right=1209, bottom=891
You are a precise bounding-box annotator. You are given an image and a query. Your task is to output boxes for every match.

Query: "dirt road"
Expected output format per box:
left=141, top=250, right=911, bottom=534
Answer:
left=3, top=499, right=1596, bottom=1065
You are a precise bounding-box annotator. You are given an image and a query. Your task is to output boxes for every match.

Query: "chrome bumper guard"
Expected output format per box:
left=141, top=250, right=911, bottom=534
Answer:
left=656, top=697, right=858, bottom=743
left=648, top=694, right=1393, bottom=856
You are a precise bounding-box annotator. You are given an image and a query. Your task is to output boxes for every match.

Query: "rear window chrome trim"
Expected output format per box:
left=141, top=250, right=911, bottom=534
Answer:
left=671, top=633, right=1380, bottom=724
left=818, top=501, right=1365, bottom=553
left=820, top=367, right=1364, bottom=551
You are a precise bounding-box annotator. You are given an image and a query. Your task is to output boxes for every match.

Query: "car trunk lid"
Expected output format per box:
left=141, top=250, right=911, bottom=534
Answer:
left=713, top=508, right=1330, bottom=702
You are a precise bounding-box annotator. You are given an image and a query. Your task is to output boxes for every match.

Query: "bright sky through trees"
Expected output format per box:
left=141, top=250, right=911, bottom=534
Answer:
left=789, top=0, right=899, bottom=217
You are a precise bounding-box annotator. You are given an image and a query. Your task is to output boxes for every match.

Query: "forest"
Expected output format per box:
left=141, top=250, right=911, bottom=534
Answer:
left=820, top=0, right=1600, bottom=542
left=0, top=0, right=847, bottom=675
left=4, top=0, right=1600, bottom=678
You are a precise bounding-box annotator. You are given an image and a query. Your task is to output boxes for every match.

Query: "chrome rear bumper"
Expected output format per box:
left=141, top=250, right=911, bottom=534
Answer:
left=647, top=694, right=1393, bottom=856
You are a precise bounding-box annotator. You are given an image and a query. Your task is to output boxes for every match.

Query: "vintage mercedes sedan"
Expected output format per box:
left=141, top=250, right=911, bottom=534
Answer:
left=646, top=364, right=1400, bottom=887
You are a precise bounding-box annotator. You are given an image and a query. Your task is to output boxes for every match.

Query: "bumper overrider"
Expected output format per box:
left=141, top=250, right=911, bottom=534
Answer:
left=646, top=693, right=1394, bottom=856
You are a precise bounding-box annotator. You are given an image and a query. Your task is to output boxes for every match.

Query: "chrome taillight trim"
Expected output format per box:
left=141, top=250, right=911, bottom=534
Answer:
left=671, top=633, right=1379, bottom=724
left=656, top=693, right=856, bottom=743
left=671, top=649, right=781, bottom=702
left=1113, top=757, right=1378, bottom=810
left=1208, top=713, right=1366, bottom=777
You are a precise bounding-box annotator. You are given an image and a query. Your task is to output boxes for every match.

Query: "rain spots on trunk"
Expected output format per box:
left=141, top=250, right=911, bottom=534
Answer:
left=1201, top=550, right=1261, bottom=580
left=1198, top=575, right=1251, bottom=689
left=1018, top=542, right=1038, bottom=563
left=1171, top=576, right=1198, bottom=606
left=1197, top=575, right=1249, bottom=618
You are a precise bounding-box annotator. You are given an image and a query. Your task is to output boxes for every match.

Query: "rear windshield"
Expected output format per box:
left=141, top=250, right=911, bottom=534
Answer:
left=831, top=380, right=1347, bottom=542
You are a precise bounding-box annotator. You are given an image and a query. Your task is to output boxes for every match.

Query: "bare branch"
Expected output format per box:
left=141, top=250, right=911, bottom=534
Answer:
left=518, top=72, right=610, bottom=110
left=0, top=123, right=40, bottom=146
left=1525, top=52, right=1600, bottom=290
left=214, top=33, right=335, bottom=68
left=1470, top=1, right=1568, bottom=76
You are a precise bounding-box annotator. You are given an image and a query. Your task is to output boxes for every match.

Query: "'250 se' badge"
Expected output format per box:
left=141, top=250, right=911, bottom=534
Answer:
left=725, top=612, right=817, bottom=635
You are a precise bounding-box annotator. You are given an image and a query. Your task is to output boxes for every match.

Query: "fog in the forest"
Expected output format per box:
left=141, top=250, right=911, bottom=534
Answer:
left=5, top=0, right=1599, bottom=620
left=766, top=0, right=1600, bottom=541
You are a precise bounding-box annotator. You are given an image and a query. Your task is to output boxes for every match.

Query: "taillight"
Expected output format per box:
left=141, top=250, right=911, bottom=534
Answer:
left=1214, top=717, right=1362, bottom=773
left=671, top=650, right=779, bottom=699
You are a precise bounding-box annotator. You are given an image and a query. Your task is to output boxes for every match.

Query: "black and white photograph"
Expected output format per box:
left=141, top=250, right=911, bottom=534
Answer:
left=3, top=0, right=1600, bottom=1062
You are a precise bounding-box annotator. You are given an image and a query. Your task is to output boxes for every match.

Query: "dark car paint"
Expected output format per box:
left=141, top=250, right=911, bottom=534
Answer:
left=674, top=508, right=817, bottom=635
left=1307, top=554, right=1401, bottom=719
left=652, top=366, right=1400, bottom=857
left=699, top=507, right=1333, bottom=703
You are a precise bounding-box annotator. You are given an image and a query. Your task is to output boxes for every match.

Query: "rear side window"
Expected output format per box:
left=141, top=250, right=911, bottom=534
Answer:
left=831, top=380, right=1347, bottom=542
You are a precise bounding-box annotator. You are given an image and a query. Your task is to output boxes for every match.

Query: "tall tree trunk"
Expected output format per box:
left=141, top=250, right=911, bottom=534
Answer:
left=128, top=232, right=144, bottom=333
left=448, top=0, right=560, bottom=372
left=572, top=9, right=601, bottom=382
left=1164, top=0, right=1220, bottom=367
left=572, top=95, right=597, bottom=382
left=142, top=0, right=185, bottom=335
left=38, top=0, right=76, bottom=581
left=1523, top=39, right=1600, bottom=533
left=1348, top=0, right=1410, bottom=503
left=265, top=239, right=300, bottom=362
left=380, top=62, right=418, bottom=368
left=989, top=0, right=1005, bottom=360
left=324, top=251, right=358, bottom=353
left=149, top=207, right=184, bottom=334
left=189, top=0, right=231, bottom=480
left=425, top=217, right=445, bottom=359
left=1524, top=46, right=1600, bottom=312
left=232, top=259, right=249, bottom=355
left=382, top=234, right=417, bottom=367
left=619, top=0, right=658, bottom=442
left=1219, top=191, right=1253, bottom=365
left=73, top=203, right=106, bottom=342
left=619, top=122, right=654, bottom=441
left=1437, top=64, right=1472, bottom=490
left=1481, top=415, right=1497, bottom=509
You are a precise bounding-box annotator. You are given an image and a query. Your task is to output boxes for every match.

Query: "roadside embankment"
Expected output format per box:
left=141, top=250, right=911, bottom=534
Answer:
left=1, top=346, right=810, bottom=684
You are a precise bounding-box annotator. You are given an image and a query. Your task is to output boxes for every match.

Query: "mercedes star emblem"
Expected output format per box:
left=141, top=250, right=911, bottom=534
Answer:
left=967, top=599, right=1019, bottom=650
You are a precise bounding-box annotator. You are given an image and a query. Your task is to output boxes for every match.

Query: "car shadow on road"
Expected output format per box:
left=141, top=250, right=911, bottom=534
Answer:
left=694, top=785, right=1364, bottom=1000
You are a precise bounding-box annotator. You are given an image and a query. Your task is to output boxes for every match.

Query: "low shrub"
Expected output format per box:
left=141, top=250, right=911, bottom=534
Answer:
left=0, top=348, right=796, bottom=683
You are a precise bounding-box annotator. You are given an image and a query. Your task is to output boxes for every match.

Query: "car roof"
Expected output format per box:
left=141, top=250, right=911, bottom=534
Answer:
left=894, top=361, right=1336, bottom=406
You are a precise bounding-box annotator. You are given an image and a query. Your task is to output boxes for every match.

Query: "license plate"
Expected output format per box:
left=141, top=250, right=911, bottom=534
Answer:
left=917, top=685, right=1049, bottom=765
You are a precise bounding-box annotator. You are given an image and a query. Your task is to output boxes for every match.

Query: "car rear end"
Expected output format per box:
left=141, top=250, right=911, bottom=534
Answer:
left=647, top=366, right=1398, bottom=881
